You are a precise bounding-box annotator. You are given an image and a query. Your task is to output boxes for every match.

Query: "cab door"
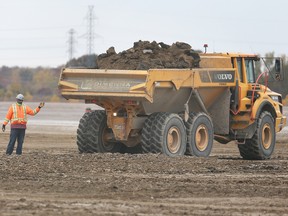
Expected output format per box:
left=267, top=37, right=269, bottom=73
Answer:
left=231, top=57, right=251, bottom=113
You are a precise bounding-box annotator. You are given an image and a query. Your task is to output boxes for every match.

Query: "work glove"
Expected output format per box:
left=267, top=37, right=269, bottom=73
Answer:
left=38, top=102, right=45, bottom=109
left=2, top=124, right=5, bottom=132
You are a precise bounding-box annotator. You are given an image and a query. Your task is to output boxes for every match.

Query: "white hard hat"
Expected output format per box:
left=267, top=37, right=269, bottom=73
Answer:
left=16, top=94, right=24, bottom=100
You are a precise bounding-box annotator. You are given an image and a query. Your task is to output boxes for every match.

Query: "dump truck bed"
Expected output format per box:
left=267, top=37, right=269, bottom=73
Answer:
left=59, top=68, right=236, bottom=104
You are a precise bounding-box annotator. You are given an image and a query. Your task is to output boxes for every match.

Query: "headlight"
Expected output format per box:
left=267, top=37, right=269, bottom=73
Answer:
left=270, top=95, right=279, bottom=102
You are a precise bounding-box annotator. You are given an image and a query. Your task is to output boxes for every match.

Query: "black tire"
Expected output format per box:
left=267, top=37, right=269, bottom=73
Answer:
left=238, top=111, right=275, bottom=160
left=90, top=110, right=123, bottom=153
left=141, top=113, right=159, bottom=153
left=150, top=113, right=187, bottom=157
left=77, top=110, right=122, bottom=153
left=77, top=112, right=96, bottom=153
left=185, top=112, right=214, bottom=157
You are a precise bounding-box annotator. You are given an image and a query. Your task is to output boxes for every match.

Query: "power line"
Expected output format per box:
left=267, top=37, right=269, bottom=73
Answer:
left=0, top=46, right=66, bottom=51
left=0, top=25, right=84, bottom=32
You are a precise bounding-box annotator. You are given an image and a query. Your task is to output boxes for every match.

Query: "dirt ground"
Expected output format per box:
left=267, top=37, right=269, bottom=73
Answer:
left=0, top=102, right=287, bottom=216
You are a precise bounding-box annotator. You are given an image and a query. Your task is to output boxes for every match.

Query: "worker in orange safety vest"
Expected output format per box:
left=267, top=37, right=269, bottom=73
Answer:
left=2, top=94, right=45, bottom=155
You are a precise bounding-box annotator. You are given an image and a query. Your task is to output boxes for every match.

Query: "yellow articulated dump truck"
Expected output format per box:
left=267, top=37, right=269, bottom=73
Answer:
left=59, top=52, right=286, bottom=159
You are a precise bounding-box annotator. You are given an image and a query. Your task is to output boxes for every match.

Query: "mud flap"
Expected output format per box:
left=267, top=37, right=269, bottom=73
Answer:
left=208, top=88, right=231, bottom=135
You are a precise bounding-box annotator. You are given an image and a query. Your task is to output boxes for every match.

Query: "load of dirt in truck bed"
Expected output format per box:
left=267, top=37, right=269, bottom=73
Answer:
left=96, top=41, right=201, bottom=70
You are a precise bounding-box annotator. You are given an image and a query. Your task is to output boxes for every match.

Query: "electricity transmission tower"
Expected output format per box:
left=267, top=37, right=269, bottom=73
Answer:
left=86, top=5, right=96, bottom=55
left=68, top=28, right=76, bottom=61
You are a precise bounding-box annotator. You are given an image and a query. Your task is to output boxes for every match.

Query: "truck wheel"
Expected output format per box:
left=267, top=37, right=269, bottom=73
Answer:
left=141, top=113, right=159, bottom=153
left=150, top=113, right=187, bottom=157
left=185, top=112, right=214, bottom=157
left=89, top=110, right=123, bottom=153
left=238, top=111, right=275, bottom=160
left=77, top=112, right=96, bottom=153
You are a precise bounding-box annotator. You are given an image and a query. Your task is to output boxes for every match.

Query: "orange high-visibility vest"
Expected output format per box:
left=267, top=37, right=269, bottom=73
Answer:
left=3, top=103, right=40, bottom=127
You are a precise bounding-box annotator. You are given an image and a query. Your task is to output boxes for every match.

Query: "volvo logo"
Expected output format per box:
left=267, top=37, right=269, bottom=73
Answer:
left=200, top=71, right=235, bottom=83
left=210, top=71, right=235, bottom=83
left=216, top=73, right=233, bottom=80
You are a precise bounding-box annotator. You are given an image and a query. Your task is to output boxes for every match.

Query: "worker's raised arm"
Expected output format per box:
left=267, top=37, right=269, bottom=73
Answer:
left=26, top=102, right=45, bottom=116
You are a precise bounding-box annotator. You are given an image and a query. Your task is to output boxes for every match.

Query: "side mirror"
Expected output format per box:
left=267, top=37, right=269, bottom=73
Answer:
left=274, top=58, right=282, bottom=81
left=275, top=58, right=281, bottom=73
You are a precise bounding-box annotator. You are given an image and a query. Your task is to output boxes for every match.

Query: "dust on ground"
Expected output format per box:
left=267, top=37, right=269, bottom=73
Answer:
left=0, top=103, right=287, bottom=215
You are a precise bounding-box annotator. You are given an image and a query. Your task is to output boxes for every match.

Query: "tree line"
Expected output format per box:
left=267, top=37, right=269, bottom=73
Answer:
left=0, top=66, right=63, bottom=102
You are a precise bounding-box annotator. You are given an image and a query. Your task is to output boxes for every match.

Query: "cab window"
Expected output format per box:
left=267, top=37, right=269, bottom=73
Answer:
left=245, top=59, right=255, bottom=83
left=237, top=58, right=243, bottom=82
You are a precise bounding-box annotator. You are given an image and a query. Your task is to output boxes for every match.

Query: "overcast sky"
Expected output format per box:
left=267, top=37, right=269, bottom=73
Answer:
left=0, top=0, right=287, bottom=67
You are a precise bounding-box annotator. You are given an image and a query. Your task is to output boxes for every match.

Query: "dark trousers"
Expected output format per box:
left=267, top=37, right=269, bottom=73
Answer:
left=6, top=128, right=26, bottom=155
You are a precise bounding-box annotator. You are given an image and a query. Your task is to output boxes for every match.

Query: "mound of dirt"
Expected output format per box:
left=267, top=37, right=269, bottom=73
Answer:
left=96, top=40, right=201, bottom=70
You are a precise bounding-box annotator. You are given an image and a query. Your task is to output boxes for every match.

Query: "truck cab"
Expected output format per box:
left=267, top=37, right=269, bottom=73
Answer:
left=231, top=54, right=285, bottom=131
